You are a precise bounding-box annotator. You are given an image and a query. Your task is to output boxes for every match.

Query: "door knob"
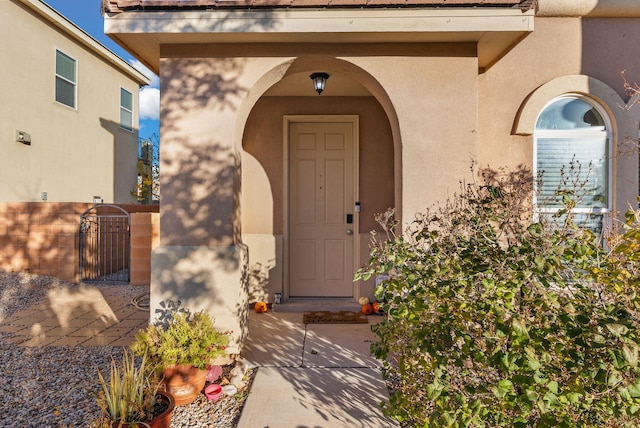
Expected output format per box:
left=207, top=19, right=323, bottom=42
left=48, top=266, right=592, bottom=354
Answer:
left=346, top=229, right=353, bottom=235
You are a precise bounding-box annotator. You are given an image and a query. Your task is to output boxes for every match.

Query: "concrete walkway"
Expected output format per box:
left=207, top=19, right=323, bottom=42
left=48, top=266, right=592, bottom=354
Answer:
left=238, top=311, right=398, bottom=428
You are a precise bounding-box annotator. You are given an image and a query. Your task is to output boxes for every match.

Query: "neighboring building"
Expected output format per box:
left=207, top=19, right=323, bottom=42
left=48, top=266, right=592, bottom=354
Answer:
left=102, top=0, right=639, bottom=352
left=0, top=0, right=150, bottom=204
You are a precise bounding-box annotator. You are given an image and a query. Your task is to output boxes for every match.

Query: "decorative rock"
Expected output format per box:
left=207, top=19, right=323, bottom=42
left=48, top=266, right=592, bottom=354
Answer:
left=229, top=366, right=244, bottom=378
left=221, top=384, right=238, bottom=396
left=230, top=375, right=246, bottom=390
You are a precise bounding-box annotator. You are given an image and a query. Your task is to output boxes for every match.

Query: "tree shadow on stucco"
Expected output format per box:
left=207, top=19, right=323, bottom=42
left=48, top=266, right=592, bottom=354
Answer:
left=159, top=139, right=239, bottom=246
left=152, top=137, right=249, bottom=346
left=158, top=55, right=249, bottom=245
left=161, top=57, right=249, bottom=125
left=108, top=8, right=278, bottom=46
left=152, top=49, right=259, bottom=343
left=247, top=260, right=275, bottom=302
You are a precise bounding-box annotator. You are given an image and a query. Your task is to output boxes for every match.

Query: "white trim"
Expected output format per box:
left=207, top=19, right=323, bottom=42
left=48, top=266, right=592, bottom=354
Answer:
left=282, top=115, right=360, bottom=300
left=106, top=8, right=534, bottom=36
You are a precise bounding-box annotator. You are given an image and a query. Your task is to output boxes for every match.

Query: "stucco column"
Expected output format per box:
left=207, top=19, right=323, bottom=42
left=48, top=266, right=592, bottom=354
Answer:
left=151, top=57, right=250, bottom=355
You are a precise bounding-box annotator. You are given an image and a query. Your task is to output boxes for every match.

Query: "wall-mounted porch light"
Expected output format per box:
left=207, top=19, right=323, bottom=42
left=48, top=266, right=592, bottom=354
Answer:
left=310, top=72, right=330, bottom=95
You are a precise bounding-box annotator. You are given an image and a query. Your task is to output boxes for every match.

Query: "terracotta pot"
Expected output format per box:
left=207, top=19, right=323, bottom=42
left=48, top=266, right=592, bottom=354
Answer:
left=109, top=391, right=175, bottom=428
left=146, top=391, right=175, bottom=428
left=162, top=365, right=207, bottom=406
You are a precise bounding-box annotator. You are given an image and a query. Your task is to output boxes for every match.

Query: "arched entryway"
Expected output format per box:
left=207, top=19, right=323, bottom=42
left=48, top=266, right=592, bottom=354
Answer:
left=239, top=57, right=399, bottom=303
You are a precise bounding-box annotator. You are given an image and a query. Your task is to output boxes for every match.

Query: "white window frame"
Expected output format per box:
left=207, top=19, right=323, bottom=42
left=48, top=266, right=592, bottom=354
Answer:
left=120, top=87, right=134, bottom=132
left=533, top=94, right=612, bottom=230
left=55, top=49, right=77, bottom=109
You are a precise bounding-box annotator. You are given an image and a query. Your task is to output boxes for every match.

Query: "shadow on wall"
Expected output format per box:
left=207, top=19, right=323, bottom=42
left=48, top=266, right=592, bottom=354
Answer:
left=149, top=140, right=247, bottom=335
left=159, top=138, right=241, bottom=247
left=147, top=10, right=278, bottom=343
left=159, top=56, right=254, bottom=246
left=152, top=54, right=270, bottom=348
left=151, top=243, right=250, bottom=350
left=99, top=118, right=140, bottom=204
left=247, top=260, right=275, bottom=303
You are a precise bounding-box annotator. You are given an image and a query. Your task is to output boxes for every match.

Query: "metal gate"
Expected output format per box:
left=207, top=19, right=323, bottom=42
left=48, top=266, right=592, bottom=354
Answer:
left=79, top=205, right=130, bottom=283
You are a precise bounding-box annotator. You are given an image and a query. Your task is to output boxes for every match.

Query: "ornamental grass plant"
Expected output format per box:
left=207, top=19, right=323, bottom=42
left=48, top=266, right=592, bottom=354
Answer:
left=93, top=349, right=162, bottom=425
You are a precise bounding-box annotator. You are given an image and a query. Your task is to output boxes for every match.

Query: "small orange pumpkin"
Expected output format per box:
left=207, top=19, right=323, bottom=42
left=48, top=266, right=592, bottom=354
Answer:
left=372, top=301, right=381, bottom=314
left=254, top=301, right=268, bottom=313
left=361, top=303, right=374, bottom=315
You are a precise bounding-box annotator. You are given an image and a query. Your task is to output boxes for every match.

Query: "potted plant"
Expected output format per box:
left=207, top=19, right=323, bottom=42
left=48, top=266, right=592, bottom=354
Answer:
left=130, top=304, right=229, bottom=406
left=92, top=349, right=175, bottom=428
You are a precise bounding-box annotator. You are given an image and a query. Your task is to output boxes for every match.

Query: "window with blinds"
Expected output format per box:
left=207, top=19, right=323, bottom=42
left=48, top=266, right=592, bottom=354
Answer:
left=534, top=96, right=610, bottom=233
left=55, top=50, right=76, bottom=108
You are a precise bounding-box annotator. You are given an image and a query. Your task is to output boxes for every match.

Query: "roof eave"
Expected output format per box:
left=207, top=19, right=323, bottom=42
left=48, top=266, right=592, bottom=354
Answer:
left=104, top=7, right=534, bottom=74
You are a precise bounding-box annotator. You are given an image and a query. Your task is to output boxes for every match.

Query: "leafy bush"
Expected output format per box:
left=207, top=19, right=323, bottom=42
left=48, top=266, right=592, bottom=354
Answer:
left=357, top=168, right=640, bottom=427
left=131, top=305, right=229, bottom=377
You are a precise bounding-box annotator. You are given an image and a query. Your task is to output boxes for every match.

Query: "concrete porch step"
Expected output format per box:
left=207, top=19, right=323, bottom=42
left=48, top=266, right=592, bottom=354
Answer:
left=271, top=298, right=361, bottom=313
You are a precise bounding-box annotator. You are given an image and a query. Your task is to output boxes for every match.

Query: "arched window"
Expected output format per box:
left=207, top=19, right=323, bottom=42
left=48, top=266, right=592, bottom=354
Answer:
left=534, top=95, right=611, bottom=233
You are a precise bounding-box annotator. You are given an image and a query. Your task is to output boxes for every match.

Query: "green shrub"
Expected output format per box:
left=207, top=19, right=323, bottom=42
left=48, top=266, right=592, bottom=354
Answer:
left=131, top=305, right=229, bottom=378
left=357, top=169, right=640, bottom=427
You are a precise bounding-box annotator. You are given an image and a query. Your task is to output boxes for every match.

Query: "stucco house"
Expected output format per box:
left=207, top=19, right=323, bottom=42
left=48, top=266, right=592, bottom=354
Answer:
left=102, top=0, right=640, bottom=352
left=0, top=0, right=150, bottom=204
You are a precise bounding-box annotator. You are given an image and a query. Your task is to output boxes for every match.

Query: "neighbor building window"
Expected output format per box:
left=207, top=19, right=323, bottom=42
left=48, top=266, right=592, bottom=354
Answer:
left=120, top=88, right=133, bottom=132
left=534, top=95, right=611, bottom=234
left=55, top=50, right=76, bottom=108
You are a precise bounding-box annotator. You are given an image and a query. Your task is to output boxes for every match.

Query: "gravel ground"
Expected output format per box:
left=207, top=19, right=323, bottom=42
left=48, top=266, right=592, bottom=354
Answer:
left=0, top=270, right=254, bottom=428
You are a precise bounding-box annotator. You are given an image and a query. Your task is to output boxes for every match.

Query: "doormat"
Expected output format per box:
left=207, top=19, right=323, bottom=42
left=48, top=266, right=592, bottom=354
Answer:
left=303, top=310, right=368, bottom=324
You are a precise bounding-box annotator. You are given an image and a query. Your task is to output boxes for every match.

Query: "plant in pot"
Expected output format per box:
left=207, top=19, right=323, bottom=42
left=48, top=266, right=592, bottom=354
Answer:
left=130, top=304, right=229, bottom=406
left=91, top=349, right=175, bottom=428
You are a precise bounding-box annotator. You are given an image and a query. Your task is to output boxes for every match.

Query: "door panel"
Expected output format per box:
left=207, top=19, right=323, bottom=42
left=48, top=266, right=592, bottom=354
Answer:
left=289, top=121, right=355, bottom=297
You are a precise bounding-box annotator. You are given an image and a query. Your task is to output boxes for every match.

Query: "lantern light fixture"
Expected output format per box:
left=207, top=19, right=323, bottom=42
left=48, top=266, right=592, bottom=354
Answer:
left=310, top=72, right=329, bottom=95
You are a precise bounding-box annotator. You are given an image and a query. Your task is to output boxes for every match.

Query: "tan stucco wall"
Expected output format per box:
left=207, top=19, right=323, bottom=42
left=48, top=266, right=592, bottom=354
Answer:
left=0, top=1, right=142, bottom=203
left=153, top=52, right=478, bottom=347
left=349, top=55, right=479, bottom=220
left=479, top=17, right=640, bottom=219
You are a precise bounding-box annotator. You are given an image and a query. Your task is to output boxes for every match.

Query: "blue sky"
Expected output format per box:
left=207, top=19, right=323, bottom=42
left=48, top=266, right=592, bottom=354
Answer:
left=43, top=0, right=160, bottom=142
